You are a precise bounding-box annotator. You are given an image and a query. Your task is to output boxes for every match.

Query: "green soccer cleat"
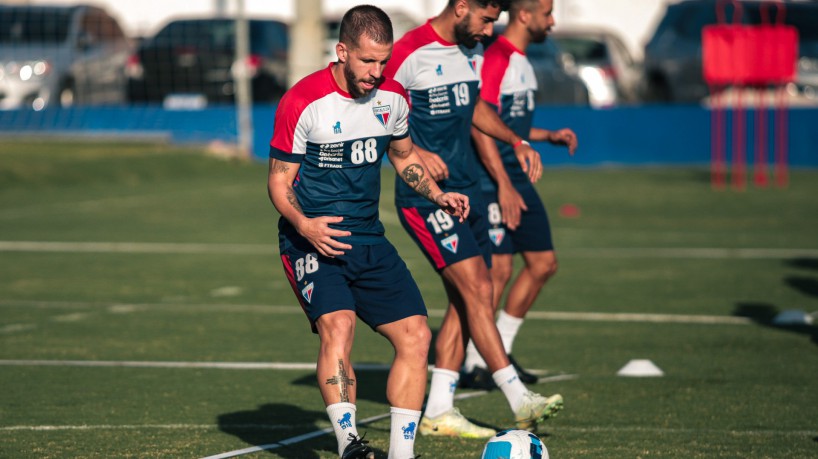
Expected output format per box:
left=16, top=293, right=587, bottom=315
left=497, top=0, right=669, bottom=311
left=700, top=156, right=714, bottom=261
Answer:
left=514, top=391, right=564, bottom=431
left=419, top=407, right=497, bottom=438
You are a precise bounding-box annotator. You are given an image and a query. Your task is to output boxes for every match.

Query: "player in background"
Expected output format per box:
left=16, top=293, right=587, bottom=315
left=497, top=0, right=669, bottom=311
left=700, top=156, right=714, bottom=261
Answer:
left=384, top=0, right=563, bottom=438
left=268, top=6, right=469, bottom=458
left=462, top=0, right=578, bottom=387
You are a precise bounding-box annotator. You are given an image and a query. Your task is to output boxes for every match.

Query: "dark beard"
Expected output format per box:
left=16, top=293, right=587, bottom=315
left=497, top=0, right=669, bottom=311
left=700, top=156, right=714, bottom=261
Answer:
left=343, top=62, right=377, bottom=99
left=530, top=25, right=550, bottom=44
left=454, top=15, right=481, bottom=49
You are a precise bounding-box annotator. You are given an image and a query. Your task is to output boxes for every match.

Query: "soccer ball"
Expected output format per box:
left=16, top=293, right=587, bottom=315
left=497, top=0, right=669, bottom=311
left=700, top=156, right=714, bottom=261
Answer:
left=481, top=429, right=548, bottom=459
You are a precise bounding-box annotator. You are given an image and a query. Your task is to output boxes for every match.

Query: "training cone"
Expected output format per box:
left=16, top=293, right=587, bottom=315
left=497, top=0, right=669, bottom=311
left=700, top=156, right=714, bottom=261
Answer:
left=617, top=359, right=664, bottom=377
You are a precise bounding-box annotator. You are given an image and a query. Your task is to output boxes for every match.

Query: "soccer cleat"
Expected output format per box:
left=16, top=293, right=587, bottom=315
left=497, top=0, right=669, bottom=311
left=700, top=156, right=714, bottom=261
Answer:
left=459, top=366, right=496, bottom=391
left=507, top=354, right=539, bottom=384
left=514, top=391, right=563, bottom=431
left=341, top=432, right=374, bottom=459
left=419, top=407, right=497, bottom=438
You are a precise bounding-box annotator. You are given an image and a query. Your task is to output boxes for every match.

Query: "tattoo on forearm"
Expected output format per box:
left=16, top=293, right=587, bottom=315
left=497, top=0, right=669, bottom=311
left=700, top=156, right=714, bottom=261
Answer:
left=325, top=359, right=355, bottom=403
left=417, top=178, right=433, bottom=199
left=389, top=145, right=414, bottom=158
left=286, top=188, right=303, bottom=213
left=402, top=163, right=424, bottom=188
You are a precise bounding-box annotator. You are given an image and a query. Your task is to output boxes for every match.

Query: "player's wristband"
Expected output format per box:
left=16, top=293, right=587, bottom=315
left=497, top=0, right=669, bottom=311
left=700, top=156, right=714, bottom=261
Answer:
left=512, top=139, right=530, bottom=149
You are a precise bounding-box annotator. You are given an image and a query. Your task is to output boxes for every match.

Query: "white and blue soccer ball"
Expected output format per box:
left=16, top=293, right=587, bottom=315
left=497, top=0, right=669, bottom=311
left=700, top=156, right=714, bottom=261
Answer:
left=481, top=429, right=548, bottom=459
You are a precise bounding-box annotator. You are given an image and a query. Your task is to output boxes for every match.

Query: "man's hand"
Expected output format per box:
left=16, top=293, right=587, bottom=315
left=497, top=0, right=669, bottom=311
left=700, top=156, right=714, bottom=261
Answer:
left=497, top=184, right=527, bottom=231
left=549, top=128, right=578, bottom=155
left=295, top=216, right=352, bottom=257
left=419, top=149, right=449, bottom=182
left=514, top=141, right=543, bottom=183
left=434, top=192, right=470, bottom=222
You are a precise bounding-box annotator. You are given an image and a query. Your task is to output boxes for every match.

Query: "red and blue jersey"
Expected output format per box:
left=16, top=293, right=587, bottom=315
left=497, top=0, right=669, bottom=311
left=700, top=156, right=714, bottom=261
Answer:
left=479, top=35, right=537, bottom=192
left=384, top=20, right=484, bottom=207
left=270, top=63, right=410, bottom=244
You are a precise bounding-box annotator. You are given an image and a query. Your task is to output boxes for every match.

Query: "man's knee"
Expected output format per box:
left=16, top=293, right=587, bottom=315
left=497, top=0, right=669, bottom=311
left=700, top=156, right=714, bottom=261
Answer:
left=528, top=254, right=558, bottom=283
left=317, top=312, right=356, bottom=348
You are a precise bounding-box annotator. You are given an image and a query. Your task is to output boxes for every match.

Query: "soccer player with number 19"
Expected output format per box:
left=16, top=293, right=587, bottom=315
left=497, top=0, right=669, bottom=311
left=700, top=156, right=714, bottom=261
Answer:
left=267, top=6, right=469, bottom=459
left=384, top=0, right=563, bottom=439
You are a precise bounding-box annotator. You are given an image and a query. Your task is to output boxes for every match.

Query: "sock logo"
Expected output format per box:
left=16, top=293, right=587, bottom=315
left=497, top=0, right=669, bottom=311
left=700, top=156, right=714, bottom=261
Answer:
left=338, top=412, right=352, bottom=429
left=402, top=421, right=416, bottom=440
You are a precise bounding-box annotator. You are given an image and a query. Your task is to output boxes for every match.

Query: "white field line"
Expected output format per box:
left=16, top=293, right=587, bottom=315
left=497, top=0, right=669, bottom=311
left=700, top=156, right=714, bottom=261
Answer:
left=0, top=299, right=753, bottom=325
left=0, top=241, right=273, bottom=255
left=2, top=240, right=818, bottom=258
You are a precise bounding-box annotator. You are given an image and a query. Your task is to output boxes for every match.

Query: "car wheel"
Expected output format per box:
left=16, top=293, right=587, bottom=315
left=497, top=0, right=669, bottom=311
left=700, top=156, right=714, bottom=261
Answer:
left=645, top=74, right=672, bottom=103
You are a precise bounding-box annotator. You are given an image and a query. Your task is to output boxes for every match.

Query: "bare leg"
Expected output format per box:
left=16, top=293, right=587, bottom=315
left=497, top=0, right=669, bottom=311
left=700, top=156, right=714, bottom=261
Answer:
left=377, top=315, right=432, bottom=410
left=438, top=256, right=509, bottom=372
left=504, top=250, right=557, bottom=318
left=315, top=310, right=358, bottom=405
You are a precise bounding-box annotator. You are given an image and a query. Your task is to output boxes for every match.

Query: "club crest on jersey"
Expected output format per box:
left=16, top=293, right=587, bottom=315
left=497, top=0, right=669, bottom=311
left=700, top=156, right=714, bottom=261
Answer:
left=489, top=228, right=506, bottom=247
left=468, top=59, right=478, bottom=74
left=441, top=234, right=459, bottom=254
left=301, top=282, right=314, bottom=303
left=372, top=102, right=391, bottom=128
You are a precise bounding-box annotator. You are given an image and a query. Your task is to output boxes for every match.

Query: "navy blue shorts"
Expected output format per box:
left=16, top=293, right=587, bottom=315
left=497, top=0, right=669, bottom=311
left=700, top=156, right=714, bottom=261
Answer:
left=279, top=235, right=427, bottom=333
left=397, top=198, right=492, bottom=272
left=483, top=185, right=554, bottom=255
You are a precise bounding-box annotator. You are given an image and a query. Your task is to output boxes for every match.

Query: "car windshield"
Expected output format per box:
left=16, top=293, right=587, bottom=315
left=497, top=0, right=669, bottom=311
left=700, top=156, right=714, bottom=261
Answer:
left=153, top=20, right=235, bottom=48
left=0, top=8, right=72, bottom=44
left=554, top=37, right=608, bottom=63
left=150, top=19, right=287, bottom=53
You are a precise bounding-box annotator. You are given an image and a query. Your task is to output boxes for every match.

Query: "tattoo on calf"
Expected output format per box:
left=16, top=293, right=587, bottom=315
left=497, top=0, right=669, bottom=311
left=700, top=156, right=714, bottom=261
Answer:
left=325, top=359, right=355, bottom=403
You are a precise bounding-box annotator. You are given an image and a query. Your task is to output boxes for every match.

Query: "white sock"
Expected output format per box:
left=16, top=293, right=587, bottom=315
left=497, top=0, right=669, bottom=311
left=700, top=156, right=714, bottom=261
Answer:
left=496, top=310, right=524, bottom=354
left=326, top=402, right=358, bottom=456
left=389, top=407, right=421, bottom=459
left=492, top=364, right=528, bottom=412
left=463, top=339, right=487, bottom=372
left=424, top=368, right=459, bottom=418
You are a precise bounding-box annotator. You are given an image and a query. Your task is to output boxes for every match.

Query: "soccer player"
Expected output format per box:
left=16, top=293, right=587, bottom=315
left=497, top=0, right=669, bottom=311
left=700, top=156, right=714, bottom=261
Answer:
left=267, top=6, right=469, bottom=459
left=463, top=0, right=578, bottom=386
left=384, top=0, right=563, bottom=438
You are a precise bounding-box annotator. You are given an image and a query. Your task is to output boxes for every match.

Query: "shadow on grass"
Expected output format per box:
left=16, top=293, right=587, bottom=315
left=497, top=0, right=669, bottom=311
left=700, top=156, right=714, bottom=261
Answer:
left=216, top=403, right=340, bottom=458
left=787, top=258, right=818, bottom=271
left=733, top=302, right=817, bottom=346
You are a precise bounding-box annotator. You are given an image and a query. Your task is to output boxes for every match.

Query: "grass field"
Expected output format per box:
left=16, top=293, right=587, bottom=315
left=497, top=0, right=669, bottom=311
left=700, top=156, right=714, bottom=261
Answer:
left=1, top=139, right=817, bottom=458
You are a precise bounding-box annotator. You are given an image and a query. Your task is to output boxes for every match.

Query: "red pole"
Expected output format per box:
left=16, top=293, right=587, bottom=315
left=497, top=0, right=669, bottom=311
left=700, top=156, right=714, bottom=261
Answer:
left=754, top=88, right=769, bottom=187
left=711, top=85, right=726, bottom=189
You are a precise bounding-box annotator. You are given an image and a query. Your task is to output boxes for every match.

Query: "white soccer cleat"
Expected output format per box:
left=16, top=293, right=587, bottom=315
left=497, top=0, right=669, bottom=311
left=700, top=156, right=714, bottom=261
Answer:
left=514, top=391, right=563, bottom=431
left=419, top=407, right=497, bottom=438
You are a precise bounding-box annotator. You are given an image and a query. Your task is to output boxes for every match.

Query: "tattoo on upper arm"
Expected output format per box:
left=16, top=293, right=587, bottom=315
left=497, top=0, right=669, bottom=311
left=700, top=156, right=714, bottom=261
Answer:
left=402, top=163, right=424, bottom=188
left=272, top=161, right=290, bottom=174
left=325, top=359, right=355, bottom=403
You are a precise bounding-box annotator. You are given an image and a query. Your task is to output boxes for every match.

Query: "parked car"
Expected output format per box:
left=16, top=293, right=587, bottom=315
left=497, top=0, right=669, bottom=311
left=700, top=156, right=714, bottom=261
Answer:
left=126, top=17, right=288, bottom=106
left=0, top=4, right=132, bottom=110
left=642, top=0, right=818, bottom=103
left=485, top=26, right=590, bottom=106
left=551, top=27, right=642, bottom=106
